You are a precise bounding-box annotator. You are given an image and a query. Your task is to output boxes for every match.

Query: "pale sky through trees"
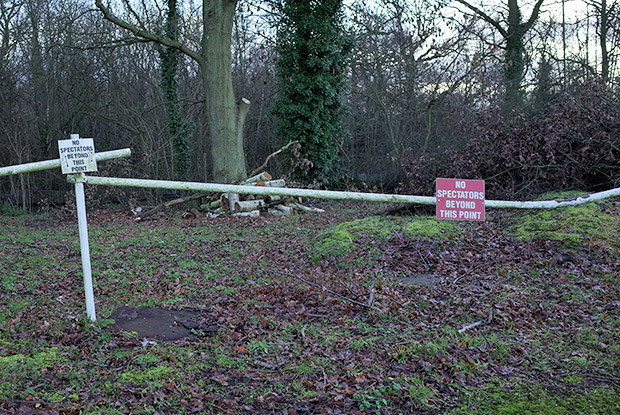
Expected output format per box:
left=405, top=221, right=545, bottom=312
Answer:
left=0, top=0, right=617, bottom=206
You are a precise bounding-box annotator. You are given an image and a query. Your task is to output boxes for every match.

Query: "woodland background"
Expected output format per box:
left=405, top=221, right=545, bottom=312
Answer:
left=1, top=0, right=619, bottom=209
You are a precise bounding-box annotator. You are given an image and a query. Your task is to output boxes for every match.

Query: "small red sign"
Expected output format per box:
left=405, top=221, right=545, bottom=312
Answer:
left=436, top=178, right=485, bottom=221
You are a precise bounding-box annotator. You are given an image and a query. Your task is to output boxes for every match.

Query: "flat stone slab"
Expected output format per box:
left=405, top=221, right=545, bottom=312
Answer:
left=108, top=306, right=218, bottom=341
left=398, top=274, right=439, bottom=287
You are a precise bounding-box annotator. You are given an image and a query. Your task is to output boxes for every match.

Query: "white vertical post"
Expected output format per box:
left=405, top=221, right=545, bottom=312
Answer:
left=69, top=134, right=96, bottom=321
left=75, top=175, right=96, bottom=321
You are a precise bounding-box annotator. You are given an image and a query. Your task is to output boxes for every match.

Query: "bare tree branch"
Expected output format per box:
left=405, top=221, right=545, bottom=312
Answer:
left=248, top=140, right=299, bottom=178
left=94, top=0, right=202, bottom=63
left=524, top=0, right=546, bottom=31
left=454, top=0, right=508, bottom=38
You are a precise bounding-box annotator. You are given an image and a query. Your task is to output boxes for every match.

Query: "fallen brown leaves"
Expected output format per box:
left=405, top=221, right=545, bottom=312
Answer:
left=0, top=204, right=618, bottom=414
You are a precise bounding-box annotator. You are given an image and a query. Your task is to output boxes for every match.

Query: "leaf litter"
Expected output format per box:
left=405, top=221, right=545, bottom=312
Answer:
left=0, top=202, right=618, bottom=414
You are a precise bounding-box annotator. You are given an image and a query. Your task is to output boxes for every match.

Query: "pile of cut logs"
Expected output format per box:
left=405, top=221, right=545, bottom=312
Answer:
left=133, top=171, right=324, bottom=221
left=195, top=171, right=324, bottom=218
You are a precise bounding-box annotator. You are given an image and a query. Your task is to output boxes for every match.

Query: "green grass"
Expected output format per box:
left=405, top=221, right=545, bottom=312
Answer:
left=119, top=365, right=177, bottom=388
left=0, top=347, right=70, bottom=399
left=0, top=205, right=618, bottom=414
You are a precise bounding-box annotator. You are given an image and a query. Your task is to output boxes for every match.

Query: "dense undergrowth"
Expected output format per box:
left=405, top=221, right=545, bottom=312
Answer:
left=401, top=85, right=620, bottom=199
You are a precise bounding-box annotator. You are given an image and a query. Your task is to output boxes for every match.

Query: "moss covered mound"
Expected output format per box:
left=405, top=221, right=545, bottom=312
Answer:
left=449, top=384, right=617, bottom=415
left=510, top=191, right=619, bottom=248
left=314, top=215, right=456, bottom=260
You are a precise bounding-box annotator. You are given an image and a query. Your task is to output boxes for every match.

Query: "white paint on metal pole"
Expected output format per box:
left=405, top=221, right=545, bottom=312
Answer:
left=1, top=142, right=132, bottom=323
left=74, top=175, right=96, bottom=321
left=70, top=176, right=437, bottom=205
left=484, top=188, right=620, bottom=208
left=0, top=149, right=131, bottom=177
left=60, top=135, right=98, bottom=321
left=70, top=175, right=620, bottom=209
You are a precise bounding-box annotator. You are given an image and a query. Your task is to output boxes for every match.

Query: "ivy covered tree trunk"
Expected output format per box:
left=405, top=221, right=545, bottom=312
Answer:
left=504, top=0, right=526, bottom=109
left=274, top=0, right=351, bottom=185
left=159, top=0, right=192, bottom=181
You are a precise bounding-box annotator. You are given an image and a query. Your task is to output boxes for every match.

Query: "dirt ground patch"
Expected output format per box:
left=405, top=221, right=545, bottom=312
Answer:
left=108, top=306, right=218, bottom=341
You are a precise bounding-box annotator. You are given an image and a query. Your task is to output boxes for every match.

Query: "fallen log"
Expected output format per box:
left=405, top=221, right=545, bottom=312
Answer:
left=182, top=208, right=202, bottom=219
left=268, top=208, right=287, bottom=216
left=235, top=199, right=266, bottom=212
left=233, top=210, right=261, bottom=218
left=228, top=193, right=239, bottom=212
left=291, top=203, right=325, bottom=213
left=263, top=179, right=286, bottom=188
left=264, top=195, right=282, bottom=205
left=242, top=171, right=272, bottom=184
left=221, top=193, right=240, bottom=212
left=131, top=169, right=324, bottom=220
left=276, top=205, right=293, bottom=216
left=207, top=200, right=221, bottom=210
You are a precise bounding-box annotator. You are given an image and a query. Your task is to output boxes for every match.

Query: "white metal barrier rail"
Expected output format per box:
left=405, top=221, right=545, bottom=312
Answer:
left=3, top=139, right=620, bottom=322
left=0, top=149, right=131, bottom=177
left=69, top=175, right=620, bottom=210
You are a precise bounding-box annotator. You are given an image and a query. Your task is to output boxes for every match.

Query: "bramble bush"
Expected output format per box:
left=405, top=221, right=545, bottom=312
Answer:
left=401, top=83, right=620, bottom=199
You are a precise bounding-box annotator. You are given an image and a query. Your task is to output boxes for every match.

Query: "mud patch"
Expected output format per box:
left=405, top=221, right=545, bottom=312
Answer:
left=108, top=306, right=218, bottom=341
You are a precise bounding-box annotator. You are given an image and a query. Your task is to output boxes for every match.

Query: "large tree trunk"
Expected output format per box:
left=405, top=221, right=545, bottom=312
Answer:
left=455, top=0, right=544, bottom=112
left=599, top=0, right=610, bottom=83
left=202, top=0, right=248, bottom=184
left=504, top=0, right=525, bottom=109
left=95, top=0, right=249, bottom=184
left=27, top=0, right=48, bottom=156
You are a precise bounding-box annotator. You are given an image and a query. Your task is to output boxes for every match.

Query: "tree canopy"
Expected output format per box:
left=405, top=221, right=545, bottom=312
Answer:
left=0, top=0, right=618, bottom=207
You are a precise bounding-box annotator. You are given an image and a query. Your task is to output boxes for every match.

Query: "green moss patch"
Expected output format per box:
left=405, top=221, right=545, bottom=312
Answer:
left=314, top=216, right=456, bottom=260
left=120, top=365, right=177, bottom=386
left=0, top=347, right=67, bottom=370
left=510, top=191, right=619, bottom=248
left=0, top=348, right=70, bottom=400
left=449, top=384, right=618, bottom=415
left=403, top=218, right=456, bottom=239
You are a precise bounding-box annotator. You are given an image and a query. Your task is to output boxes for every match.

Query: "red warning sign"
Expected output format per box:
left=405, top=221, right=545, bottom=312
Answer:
left=436, top=178, right=485, bottom=221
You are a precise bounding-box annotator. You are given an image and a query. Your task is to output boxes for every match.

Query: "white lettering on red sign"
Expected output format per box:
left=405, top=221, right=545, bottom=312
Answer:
left=436, top=178, right=485, bottom=221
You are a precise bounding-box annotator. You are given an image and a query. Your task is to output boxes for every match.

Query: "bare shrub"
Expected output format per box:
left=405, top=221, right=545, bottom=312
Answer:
left=401, top=83, right=620, bottom=199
